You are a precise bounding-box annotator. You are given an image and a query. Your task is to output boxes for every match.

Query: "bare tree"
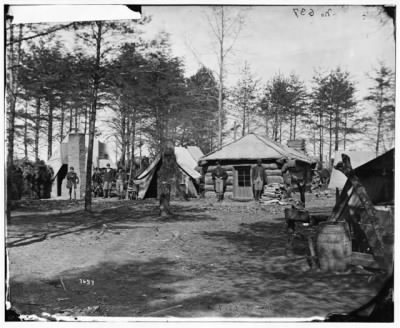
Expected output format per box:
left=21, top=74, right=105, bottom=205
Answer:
left=204, top=6, right=246, bottom=148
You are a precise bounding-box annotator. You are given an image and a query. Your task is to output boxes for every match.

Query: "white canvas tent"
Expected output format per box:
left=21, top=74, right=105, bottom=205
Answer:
left=328, top=151, right=375, bottom=190
left=134, top=146, right=203, bottom=199
left=48, top=133, right=116, bottom=197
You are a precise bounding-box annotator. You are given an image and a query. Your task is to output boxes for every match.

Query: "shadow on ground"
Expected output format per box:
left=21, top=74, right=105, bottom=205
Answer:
left=10, top=257, right=235, bottom=318
left=200, top=220, right=382, bottom=317
left=7, top=202, right=217, bottom=248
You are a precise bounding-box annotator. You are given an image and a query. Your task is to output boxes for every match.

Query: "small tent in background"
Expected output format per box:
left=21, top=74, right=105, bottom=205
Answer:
left=328, top=151, right=375, bottom=191
left=134, top=146, right=203, bottom=199
left=48, top=132, right=116, bottom=198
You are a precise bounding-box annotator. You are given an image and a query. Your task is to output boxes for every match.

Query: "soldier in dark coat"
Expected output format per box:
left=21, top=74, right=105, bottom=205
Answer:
left=252, top=159, right=265, bottom=201
left=66, top=166, right=79, bottom=200
left=212, top=161, right=228, bottom=201
left=103, top=163, right=115, bottom=198
left=92, top=167, right=103, bottom=198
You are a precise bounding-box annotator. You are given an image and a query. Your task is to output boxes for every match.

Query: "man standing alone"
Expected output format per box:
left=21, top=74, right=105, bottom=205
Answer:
left=103, top=163, right=114, bottom=198
left=212, top=161, right=228, bottom=201
left=115, top=168, right=127, bottom=199
left=66, top=166, right=79, bottom=201
left=252, top=159, right=265, bottom=201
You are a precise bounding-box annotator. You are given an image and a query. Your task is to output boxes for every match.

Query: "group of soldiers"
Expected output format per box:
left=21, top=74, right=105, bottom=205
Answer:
left=209, top=158, right=325, bottom=204
left=65, top=164, right=135, bottom=200
left=210, top=160, right=267, bottom=202
left=9, top=160, right=54, bottom=200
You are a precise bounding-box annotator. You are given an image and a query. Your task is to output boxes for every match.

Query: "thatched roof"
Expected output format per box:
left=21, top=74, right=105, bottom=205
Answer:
left=200, top=133, right=312, bottom=164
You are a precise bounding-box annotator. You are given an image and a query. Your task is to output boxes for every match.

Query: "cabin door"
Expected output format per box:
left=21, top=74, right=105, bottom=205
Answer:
left=233, top=166, right=253, bottom=199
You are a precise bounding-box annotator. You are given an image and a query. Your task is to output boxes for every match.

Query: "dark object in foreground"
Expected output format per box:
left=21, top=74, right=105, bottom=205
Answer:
left=6, top=307, right=21, bottom=321
left=325, top=273, right=393, bottom=322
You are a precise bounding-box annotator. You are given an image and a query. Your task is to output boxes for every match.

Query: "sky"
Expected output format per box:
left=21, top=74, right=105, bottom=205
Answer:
left=141, top=5, right=395, bottom=98
left=9, top=4, right=395, bottom=160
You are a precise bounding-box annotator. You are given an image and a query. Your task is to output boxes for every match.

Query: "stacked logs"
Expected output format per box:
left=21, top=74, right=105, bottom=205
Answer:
left=204, top=165, right=234, bottom=199
left=263, top=163, right=284, bottom=185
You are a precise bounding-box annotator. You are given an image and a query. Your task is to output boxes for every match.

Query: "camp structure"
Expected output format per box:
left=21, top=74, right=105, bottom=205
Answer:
left=47, top=131, right=116, bottom=199
left=327, top=148, right=394, bottom=272
left=198, top=133, right=314, bottom=200
left=328, top=151, right=376, bottom=191
left=134, top=146, right=203, bottom=199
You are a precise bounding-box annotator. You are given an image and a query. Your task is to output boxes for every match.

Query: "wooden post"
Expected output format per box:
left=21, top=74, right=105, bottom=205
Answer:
left=334, top=153, right=386, bottom=267
left=157, top=141, right=178, bottom=217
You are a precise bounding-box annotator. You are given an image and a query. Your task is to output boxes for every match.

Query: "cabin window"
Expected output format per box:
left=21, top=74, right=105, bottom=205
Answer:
left=237, top=166, right=251, bottom=187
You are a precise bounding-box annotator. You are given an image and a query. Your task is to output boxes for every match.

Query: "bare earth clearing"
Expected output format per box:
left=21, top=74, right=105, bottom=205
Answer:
left=7, top=195, right=381, bottom=319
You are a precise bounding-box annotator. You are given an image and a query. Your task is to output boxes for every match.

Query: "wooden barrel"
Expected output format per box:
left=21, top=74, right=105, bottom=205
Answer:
left=316, top=222, right=352, bottom=272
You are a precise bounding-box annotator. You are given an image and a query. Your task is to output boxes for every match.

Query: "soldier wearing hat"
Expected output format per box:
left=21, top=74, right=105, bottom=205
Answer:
left=66, top=166, right=79, bottom=200
left=103, top=163, right=115, bottom=198
left=252, top=159, right=265, bottom=201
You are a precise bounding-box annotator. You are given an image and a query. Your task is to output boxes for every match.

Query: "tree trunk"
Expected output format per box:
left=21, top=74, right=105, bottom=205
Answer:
left=120, top=112, right=126, bottom=168
left=158, top=142, right=178, bottom=217
left=328, top=112, right=332, bottom=167
left=319, top=111, right=323, bottom=163
left=126, top=111, right=136, bottom=200
left=60, top=103, right=65, bottom=142
left=293, top=109, right=297, bottom=140
left=84, top=104, right=88, bottom=135
left=74, top=106, right=78, bottom=131
left=334, top=106, right=340, bottom=152
left=274, top=106, right=279, bottom=141
left=69, top=106, right=73, bottom=132
left=343, top=112, right=347, bottom=150
left=47, top=98, right=53, bottom=160
left=24, top=100, right=29, bottom=159
left=242, top=104, right=246, bottom=137
left=217, top=7, right=224, bottom=149
left=376, top=88, right=384, bottom=156
left=34, top=97, right=41, bottom=160
left=6, top=22, right=16, bottom=221
left=313, top=128, right=316, bottom=156
left=126, top=115, right=131, bottom=170
left=85, top=21, right=102, bottom=212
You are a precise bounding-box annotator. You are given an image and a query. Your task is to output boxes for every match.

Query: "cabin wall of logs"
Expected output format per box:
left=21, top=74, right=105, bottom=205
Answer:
left=202, top=162, right=285, bottom=198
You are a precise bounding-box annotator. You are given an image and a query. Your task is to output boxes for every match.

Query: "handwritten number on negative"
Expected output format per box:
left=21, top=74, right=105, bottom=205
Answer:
left=79, top=279, right=94, bottom=286
left=293, top=8, right=321, bottom=18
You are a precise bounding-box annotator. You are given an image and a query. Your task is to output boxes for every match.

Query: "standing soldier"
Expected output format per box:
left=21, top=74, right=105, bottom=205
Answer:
left=66, top=166, right=79, bottom=201
left=280, top=157, right=309, bottom=207
left=103, top=163, right=114, bottom=198
left=252, top=159, right=265, bottom=201
left=92, top=167, right=103, bottom=198
left=22, top=163, right=34, bottom=199
left=212, top=161, right=228, bottom=201
left=115, top=168, right=127, bottom=199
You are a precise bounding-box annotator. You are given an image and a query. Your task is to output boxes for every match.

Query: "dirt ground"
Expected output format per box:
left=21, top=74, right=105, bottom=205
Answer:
left=7, top=194, right=383, bottom=319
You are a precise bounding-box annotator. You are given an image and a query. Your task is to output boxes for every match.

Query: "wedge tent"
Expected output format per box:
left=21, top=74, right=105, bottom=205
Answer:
left=134, top=146, right=203, bottom=199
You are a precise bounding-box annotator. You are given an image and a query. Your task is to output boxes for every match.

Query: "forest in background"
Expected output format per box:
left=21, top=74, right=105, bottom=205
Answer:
left=6, top=11, right=395, bottom=170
